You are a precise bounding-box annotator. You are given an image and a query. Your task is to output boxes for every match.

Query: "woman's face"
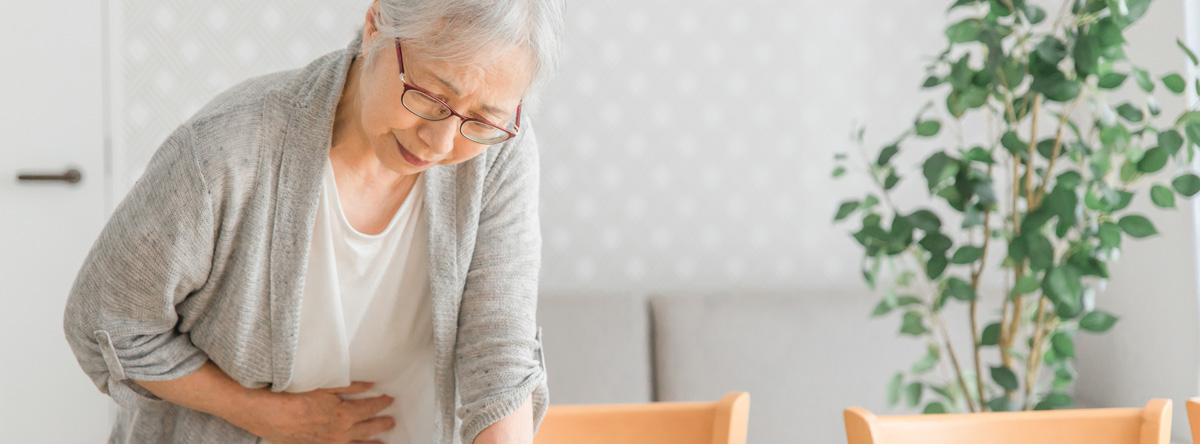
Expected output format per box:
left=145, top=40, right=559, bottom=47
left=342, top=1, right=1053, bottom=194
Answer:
left=354, top=10, right=531, bottom=176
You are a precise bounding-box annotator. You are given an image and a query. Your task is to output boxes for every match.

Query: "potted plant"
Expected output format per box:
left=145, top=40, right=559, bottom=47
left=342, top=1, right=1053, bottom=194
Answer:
left=832, top=0, right=1200, bottom=413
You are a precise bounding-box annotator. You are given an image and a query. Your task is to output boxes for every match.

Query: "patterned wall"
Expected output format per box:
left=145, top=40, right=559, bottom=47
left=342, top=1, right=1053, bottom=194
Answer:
left=110, top=0, right=947, bottom=295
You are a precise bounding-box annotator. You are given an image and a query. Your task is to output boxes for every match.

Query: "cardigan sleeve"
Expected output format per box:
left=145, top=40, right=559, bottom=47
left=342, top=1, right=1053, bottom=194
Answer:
left=455, top=124, right=550, bottom=443
left=62, top=124, right=215, bottom=409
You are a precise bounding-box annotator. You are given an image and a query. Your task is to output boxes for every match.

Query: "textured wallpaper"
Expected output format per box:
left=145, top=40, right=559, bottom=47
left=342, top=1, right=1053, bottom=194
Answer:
left=110, top=0, right=947, bottom=295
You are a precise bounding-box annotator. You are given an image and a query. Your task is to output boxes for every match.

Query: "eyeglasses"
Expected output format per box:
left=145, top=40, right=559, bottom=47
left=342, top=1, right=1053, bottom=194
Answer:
left=394, top=39, right=521, bottom=145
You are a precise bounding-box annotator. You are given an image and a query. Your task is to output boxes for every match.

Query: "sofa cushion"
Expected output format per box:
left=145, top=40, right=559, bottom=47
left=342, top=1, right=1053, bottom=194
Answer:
left=650, top=292, right=928, bottom=444
left=538, top=293, right=654, bottom=404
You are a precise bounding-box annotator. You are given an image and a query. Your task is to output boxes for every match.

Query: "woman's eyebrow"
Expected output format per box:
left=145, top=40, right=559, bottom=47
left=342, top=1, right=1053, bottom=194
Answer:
left=432, top=74, right=509, bottom=118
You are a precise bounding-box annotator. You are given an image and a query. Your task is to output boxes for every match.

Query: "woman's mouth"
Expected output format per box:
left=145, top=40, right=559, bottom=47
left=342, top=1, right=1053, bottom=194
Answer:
left=396, top=138, right=431, bottom=167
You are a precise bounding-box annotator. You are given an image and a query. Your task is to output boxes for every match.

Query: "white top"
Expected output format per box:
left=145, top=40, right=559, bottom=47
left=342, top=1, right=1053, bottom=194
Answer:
left=270, top=160, right=435, bottom=443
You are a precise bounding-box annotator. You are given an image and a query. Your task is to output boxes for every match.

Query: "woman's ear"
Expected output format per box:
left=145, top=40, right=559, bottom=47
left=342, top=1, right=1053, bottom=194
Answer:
left=361, top=0, right=381, bottom=53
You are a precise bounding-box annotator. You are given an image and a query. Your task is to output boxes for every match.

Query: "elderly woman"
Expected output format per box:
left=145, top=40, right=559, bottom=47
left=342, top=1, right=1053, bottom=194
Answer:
left=62, top=1, right=562, bottom=443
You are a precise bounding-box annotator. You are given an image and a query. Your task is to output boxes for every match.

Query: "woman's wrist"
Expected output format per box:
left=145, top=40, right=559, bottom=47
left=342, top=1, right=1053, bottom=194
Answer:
left=221, top=385, right=287, bottom=438
left=132, top=361, right=284, bottom=437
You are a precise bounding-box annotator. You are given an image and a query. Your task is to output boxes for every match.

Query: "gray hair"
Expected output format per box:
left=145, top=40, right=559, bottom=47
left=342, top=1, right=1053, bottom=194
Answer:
left=362, top=0, right=565, bottom=104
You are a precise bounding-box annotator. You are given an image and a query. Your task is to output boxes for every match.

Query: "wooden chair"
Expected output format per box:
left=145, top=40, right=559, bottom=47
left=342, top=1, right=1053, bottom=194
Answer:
left=845, top=399, right=1171, bottom=444
left=534, top=392, right=751, bottom=444
left=1185, top=398, right=1200, bottom=443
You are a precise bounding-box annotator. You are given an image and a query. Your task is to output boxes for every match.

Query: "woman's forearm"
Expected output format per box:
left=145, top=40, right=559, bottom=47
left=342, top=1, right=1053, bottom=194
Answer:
left=473, top=394, right=534, bottom=444
left=132, top=360, right=273, bottom=433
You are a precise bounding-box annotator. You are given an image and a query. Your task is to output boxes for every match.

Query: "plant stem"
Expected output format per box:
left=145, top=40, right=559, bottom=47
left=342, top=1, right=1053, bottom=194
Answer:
left=1023, top=297, right=1052, bottom=409
left=1025, top=95, right=1042, bottom=207
left=970, top=161, right=996, bottom=410
left=1035, top=94, right=1086, bottom=205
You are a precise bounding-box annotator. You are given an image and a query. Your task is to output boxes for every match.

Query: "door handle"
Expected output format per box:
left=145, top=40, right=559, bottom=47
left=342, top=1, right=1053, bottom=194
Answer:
left=17, top=168, right=82, bottom=184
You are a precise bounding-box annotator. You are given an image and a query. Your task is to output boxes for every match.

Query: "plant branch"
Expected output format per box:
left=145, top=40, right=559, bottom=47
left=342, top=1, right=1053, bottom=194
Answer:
left=855, top=135, right=977, bottom=413
left=1035, top=94, right=1087, bottom=206
left=1023, top=297, right=1053, bottom=410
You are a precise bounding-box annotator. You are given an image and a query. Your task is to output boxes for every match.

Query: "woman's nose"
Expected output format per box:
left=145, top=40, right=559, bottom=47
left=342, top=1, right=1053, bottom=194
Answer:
left=418, top=118, right=458, bottom=155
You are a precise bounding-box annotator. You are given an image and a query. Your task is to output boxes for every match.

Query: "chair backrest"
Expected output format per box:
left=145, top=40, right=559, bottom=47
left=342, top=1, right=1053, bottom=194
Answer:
left=1185, top=398, right=1200, bottom=444
left=845, top=399, right=1171, bottom=444
left=534, top=392, right=751, bottom=444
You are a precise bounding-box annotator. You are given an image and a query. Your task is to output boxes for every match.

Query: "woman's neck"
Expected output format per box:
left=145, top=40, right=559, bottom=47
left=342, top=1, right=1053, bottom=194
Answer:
left=329, top=56, right=413, bottom=191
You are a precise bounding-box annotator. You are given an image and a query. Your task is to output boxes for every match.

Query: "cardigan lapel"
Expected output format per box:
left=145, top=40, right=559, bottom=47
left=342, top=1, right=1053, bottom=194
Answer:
left=422, top=162, right=460, bottom=441
left=267, top=38, right=355, bottom=391
left=264, top=31, right=462, bottom=443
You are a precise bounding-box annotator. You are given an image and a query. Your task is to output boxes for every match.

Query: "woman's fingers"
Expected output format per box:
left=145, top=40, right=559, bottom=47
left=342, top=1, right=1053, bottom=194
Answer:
left=347, top=416, right=396, bottom=441
left=325, top=381, right=374, bottom=394
left=346, top=395, right=394, bottom=421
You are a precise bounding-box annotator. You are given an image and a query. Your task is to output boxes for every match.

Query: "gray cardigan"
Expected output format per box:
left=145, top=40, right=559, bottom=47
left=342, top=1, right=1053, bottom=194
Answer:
left=62, top=33, right=548, bottom=444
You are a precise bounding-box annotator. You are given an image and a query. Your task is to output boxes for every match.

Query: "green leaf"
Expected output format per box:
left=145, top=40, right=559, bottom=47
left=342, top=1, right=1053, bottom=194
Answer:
left=943, top=277, right=977, bottom=302
left=1163, top=74, right=1187, bottom=94
left=981, top=322, right=1001, bottom=346
left=991, top=366, right=1019, bottom=392
left=905, top=382, right=924, bottom=407
left=883, top=171, right=901, bottom=191
left=1099, top=222, right=1122, bottom=249
left=919, top=232, right=953, bottom=254
left=1137, top=147, right=1167, bottom=173
left=1079, top=310, right=1118, bottom=333
left=946, top=19, right=982, bottom=43
left=1025, top=233, right=1054, bottom=271
left=1174, top=174, right=1200, bottom=196
left=1013, top=275, right=1040, bottom=296
left=1151, top=185, right=1176, bottom=208
left=1032, top=71, right=1082, bottom=102
left=923, top=152, right=959, bottom=191
left=1179, top=38, right=1199, bottom=66
left=832, top=167, right=846, bottom=178
left=912, top=345, right=939, bottom=374
left=1035, top=37, right=1067, bottom=64
left=901, top=311, right=930, bottom=335
left=1116, top=103, right=1144, bottom=122
left=887, top=373, right=903, bottom=407
left=1045, top=392, right=1073, bottom=408
left=1044, top=266, right=1084, bottom=318
left=916, top=120, right=942, bottom=137
left=1159, top=130, right=1184, bottom=156
left=987, top=396, right=1015, bottom=412
left=835, top=201, right=860, bottom=221
left=1111, top=0, right=1151, bottom=27
left=923, top=76, right=945, bottom=88
left=924, top=402, right=948, bottom=414
left=1001, top=131, right=1027, bottom=157
left=1074, top=32, right=1100, bottom=77
left=951, top=246, right=983, bottom=264
left=871, top=298, right=894, bottom=317
left=1054, top=366, right=1077, bottom=388
left=878, top=144, right=899, bottom=166
left=963, top=146, right=994, bottom=164
left=1101, top=124, right=1132, bottom=150
left=1133, top=67, right=1155, bottom=92
left=1093, top=17, right=1125, bottom=48
left=909, top=210, right=942, bottom=232
left=1098, top=72, right=1128, bottom=89
left=1187, top=123, right=1200, bottom=155
left=1051, top=332, right=1075, bottom=358
left=1119, top=215, right=1158, bottom=238
left=927, top=255, right=949, bottom=280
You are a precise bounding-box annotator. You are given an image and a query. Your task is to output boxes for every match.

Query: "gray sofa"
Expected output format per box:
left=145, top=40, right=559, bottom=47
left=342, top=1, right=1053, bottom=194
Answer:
left=538, top=291, right=930, bottom=444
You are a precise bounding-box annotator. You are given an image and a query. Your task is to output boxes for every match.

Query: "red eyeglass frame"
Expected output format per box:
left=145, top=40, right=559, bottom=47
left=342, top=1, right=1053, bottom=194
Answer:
left=394, top=39, right=521, bottom=142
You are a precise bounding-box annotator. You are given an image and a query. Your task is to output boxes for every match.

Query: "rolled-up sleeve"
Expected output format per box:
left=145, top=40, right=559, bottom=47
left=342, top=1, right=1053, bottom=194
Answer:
left=455, top=125, right=550, bottom=443
left=62, top=124, right=214, bottom=409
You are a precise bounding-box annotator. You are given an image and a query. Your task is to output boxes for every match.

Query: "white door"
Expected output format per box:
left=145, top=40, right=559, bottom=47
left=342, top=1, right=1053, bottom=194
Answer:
left=0, top=0, right=112, bottom=441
